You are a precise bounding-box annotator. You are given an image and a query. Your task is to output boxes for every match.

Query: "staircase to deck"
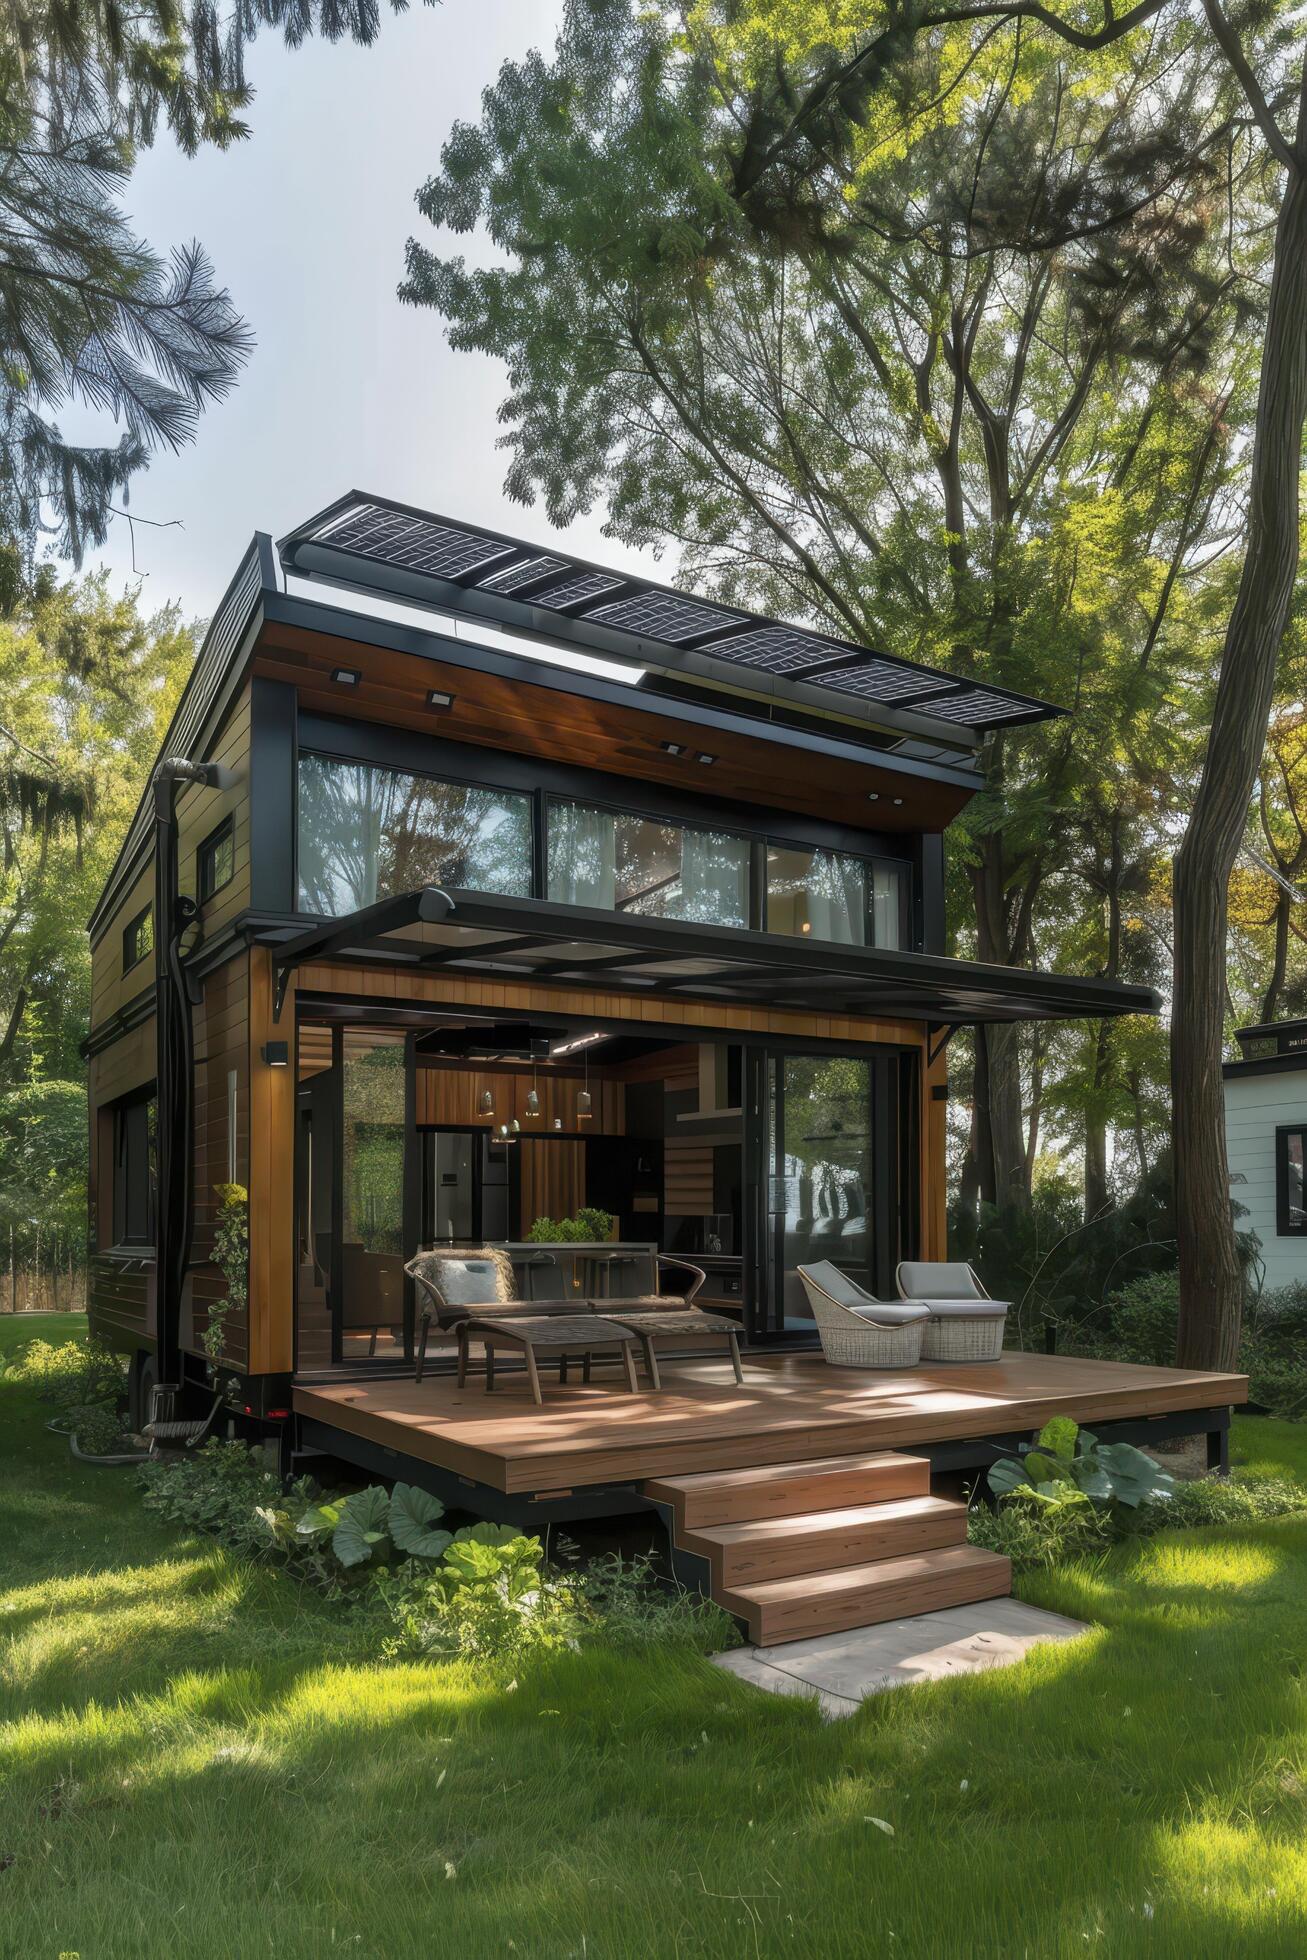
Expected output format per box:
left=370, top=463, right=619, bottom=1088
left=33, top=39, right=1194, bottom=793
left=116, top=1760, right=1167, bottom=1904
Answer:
left=647, top=1450, right=1011, bottom=1647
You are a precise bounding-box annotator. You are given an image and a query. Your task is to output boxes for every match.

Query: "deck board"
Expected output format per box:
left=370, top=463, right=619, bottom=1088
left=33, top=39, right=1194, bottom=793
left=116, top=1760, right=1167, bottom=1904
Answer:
left=292, top=1350, right=1248, bottom=1496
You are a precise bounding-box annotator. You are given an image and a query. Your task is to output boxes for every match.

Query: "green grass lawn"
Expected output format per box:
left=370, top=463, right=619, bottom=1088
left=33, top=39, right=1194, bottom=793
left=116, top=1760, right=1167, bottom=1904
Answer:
left=3, top=1312, right=1306, bottom=1958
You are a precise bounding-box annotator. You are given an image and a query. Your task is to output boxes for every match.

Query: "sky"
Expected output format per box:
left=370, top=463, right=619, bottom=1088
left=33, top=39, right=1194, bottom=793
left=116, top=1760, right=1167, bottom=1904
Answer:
left=70, top=1, right=660, bottom=622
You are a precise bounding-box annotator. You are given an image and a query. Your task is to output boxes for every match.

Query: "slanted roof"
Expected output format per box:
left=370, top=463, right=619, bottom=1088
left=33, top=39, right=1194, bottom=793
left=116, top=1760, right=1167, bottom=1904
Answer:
left=278, top=493, right=1062, bottom=746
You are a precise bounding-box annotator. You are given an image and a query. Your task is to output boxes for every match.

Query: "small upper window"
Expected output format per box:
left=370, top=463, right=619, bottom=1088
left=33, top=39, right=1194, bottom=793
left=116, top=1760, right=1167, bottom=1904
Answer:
left=1276, top=1126, right=1307, bottom=1237
left=197, top=817, right=235, bottom=903
left=123, top=904, right=153, bottom=972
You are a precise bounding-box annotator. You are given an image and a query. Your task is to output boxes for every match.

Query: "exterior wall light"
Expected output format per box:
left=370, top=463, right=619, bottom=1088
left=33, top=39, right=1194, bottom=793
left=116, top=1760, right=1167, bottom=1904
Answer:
left=262, top=1041, right=289, bottom=1067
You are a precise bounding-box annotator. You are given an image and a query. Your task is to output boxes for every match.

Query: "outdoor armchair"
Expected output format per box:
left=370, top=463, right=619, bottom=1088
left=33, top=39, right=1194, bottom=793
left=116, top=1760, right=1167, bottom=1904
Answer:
left=797, top=1261, right=928, bottom=1368
left=895, top=1261, right=1009, bottom=1362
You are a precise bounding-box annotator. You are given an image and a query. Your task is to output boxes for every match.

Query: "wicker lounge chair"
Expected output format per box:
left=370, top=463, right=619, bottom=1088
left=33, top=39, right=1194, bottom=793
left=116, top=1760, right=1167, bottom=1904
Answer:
left=895, top=1261, right=1009, bottom=1362
left=797, top=1261, right=928, bottom=1368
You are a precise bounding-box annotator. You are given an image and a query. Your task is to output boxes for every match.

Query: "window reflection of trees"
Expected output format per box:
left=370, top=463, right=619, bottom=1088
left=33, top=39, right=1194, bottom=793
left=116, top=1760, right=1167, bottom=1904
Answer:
left=297, top=755, right=532, bottom=914
left=780, top=1056, right=873, bottom=1281
left=547, top=799, right=749, bottom=925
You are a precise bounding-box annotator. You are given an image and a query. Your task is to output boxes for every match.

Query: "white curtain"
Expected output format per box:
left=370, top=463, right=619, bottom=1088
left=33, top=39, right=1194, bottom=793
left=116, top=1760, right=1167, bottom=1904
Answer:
left=680, top=827, right=749, bottom=926
left=548, top=801, right=616, bottom=908
left=871, top=863, right=903, bottom=948
left=804, top=848, right=866, bottom=944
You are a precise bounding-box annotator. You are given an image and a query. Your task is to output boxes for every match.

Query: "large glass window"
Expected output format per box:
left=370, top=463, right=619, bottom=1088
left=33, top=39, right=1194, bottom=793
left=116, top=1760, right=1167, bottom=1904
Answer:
left=113, top=1092, right=156, bottom=1246
left=547, top=799, right=750, bottom=927
left=297, top=753, right=532, bottom=915
left=766, top=846, right=907, bottom=948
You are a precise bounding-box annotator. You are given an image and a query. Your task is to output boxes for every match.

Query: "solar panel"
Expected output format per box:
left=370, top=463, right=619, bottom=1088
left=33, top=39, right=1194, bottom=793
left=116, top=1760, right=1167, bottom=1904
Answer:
left=590, top=594, right=746, bottom=642
left=816, top=661, right=963, bottom=704
left=532, top=572, right=625, bottom=608
left=480, top=554, right=566, bottom=592
left=282, top=494, right=1062, bottom=734
left=695, top=626, right=852, bottom=675
left=316, top=504, right=512, bottom=582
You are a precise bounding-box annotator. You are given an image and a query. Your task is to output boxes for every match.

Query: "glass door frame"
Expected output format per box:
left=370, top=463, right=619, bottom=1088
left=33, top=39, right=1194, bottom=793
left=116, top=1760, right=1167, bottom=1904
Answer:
left=741, top=1039, right=920, bottom=1344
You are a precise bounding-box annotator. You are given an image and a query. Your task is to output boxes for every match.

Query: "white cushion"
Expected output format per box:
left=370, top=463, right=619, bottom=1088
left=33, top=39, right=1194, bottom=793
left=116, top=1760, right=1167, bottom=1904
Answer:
left=898, top=1261, right=987, bottom=1300
left=850, top=1299, right=929, bottom=1327
left=917, top=1297, right=1009, bottom=1319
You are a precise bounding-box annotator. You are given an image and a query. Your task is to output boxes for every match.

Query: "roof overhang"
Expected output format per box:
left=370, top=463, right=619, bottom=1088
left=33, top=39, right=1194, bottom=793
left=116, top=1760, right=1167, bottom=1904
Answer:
left=278, top=492, right=1064, bottom=749
left=249, top=890, right=1159, bottom=1029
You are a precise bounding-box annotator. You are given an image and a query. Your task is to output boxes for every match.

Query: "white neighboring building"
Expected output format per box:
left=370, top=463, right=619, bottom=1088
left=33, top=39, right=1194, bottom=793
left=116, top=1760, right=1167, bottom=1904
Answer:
left=1223, top=1019, right=1307, bottom=1289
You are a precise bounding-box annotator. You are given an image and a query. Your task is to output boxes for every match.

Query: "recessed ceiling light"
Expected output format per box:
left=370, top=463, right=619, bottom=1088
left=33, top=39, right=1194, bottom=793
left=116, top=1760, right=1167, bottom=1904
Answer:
left=892, top=797, right=904, bottom=807
left=331, top=667, right=361, bottom=686
left=867, top=791, right=879, bottom=802
left=427, top=688, right=455, bottom=710
left=660, top=740, right=687, bottom=757
left=696, top=752, right=716, bottom=765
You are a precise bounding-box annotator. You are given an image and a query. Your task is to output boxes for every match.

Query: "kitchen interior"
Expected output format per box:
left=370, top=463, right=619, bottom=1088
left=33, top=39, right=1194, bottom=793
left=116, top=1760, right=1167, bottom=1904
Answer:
left=294, top=1018, right=746, bottom=1370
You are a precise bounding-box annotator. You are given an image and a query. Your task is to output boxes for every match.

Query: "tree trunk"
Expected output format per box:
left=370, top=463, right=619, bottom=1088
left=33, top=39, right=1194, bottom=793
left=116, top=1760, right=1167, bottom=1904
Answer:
left=1261, top=883, right=1291, bottom=1024
left=973, top=834, right=1032, bottom=1212
left=1085, top=1022, right=1115, bottom=1221
left=1172, top=98, right=1307, bottom=1371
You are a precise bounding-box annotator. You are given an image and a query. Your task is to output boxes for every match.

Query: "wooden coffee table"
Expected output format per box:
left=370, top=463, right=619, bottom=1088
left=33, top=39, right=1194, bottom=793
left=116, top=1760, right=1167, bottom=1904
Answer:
left=455, top=1313, right=644, bottom=1404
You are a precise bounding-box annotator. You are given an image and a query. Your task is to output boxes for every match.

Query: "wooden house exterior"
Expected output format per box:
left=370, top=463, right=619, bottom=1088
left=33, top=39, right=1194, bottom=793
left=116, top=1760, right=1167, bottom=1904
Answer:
left=83, top=497, right=1245, bottom=1641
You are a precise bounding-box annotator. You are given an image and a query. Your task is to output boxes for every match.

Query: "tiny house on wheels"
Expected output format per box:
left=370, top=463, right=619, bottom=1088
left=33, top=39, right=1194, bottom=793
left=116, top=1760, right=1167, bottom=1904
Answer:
left=85, top=495, right=1247, bottom=1643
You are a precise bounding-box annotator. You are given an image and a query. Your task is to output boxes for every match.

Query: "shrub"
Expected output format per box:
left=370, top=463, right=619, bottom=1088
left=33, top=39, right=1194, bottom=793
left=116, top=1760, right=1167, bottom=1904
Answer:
left=4, top=1336, right=126, bottom=1413
left=1108, top=1270, right=1181, bottom=1365
left=374, top=1527, right=573, bottom=1661
left=570, top=1550, right=738, bottom=1653
left=967, top=1492, right=1113, bottom=1569
left=526, top=1208, right=615, bottom=1243
left=970, top=1466, right=1307, bottom=1571
left=68, top=1404, right=135, bottom=1457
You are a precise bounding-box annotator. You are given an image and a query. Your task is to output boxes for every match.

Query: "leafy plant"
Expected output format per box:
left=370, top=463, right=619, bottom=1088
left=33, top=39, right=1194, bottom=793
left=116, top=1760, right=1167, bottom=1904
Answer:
left=296, top=1482, right=454, bottom=1570
left=203, top=1183, right=249, bottom=1370
left=988, top=1418, right=1177, bottom=1509
left=527, top=1208, right=615, bottom=1243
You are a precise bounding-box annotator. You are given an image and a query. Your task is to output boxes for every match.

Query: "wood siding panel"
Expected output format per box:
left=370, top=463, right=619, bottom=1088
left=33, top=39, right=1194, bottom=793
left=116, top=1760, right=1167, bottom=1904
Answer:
left=190, top=950, right=251, bottom=1370
left=518, top=1139, right=586, bottom=1234
left=248, top=948, right=294, bottom=1373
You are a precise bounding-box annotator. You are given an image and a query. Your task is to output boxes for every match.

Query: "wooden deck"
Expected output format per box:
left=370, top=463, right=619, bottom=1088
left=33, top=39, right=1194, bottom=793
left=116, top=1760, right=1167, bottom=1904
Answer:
left=293, top=1350, right=1248, bottom=1496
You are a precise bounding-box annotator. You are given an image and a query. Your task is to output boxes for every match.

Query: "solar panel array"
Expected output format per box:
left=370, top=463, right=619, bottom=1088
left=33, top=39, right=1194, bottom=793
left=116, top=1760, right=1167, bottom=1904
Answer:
left=291, top=499, right=1059, bottom=733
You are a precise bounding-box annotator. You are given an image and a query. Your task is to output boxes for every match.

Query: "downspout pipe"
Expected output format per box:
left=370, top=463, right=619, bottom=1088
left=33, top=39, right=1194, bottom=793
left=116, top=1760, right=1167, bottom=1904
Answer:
left=152, top=757, right=237, bottom=1393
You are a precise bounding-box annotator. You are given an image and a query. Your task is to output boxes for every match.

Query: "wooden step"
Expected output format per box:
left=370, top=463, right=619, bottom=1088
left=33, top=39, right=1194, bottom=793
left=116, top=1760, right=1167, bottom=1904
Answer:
left=724, top=1544, right=1012, bottom=1647
left=683, top=1493, right=966, bottom=1588
left=646, top=1450, right=930, bottom=1528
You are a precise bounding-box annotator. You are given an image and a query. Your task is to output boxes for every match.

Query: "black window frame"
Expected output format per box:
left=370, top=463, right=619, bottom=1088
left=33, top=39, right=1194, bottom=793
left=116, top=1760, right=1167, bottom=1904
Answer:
left=122, top=903, right=153, bottom=973
left=1275, top=1124, right=1307, bottom=1237
left=197, top=815, right=235, bottom=904
left=112, top=1088, right=156, bottom=1248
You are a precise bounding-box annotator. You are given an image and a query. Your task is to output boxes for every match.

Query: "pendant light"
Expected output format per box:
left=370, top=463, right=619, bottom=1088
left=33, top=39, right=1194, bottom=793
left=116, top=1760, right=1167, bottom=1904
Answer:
left=525, top=1052, right=541, bottom=1119
left=577, top=1043, right=593, bottom=1121
left=480, top=1085, right=494, bottom=1118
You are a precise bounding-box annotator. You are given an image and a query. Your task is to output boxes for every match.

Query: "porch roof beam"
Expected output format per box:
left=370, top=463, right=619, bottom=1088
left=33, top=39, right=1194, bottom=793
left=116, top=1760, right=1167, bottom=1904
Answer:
left=272, top=885, right=454, bottom=1020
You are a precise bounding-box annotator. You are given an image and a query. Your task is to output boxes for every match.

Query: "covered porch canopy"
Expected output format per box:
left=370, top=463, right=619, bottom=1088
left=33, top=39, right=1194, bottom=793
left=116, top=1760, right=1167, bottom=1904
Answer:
left=255, top=887, right=1159, bottom=1029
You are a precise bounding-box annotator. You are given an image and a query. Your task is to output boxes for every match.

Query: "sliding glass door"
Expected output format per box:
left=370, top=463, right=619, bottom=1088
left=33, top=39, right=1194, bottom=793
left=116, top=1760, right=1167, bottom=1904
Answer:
left=746, top=1046, right=917, bottom=1339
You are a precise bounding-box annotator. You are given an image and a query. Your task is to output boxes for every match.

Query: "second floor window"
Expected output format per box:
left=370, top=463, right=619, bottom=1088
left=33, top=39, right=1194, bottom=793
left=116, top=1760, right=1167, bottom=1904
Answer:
left=123, top=903, right=153, bottom=971
left=766, top=846, right=908, bottom=948
left=197, top=817, right=235, bottom=902
left=547, top=798, right=750, bottom=927
left=297, top=752, right=533, bottom=915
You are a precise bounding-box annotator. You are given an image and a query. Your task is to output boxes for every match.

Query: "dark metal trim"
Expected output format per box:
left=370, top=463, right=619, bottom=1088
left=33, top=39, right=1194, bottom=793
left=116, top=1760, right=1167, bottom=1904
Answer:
left=1274, top=1124, right=1307, bottom=1238
left=270, top=885, right=456, bottom=1020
